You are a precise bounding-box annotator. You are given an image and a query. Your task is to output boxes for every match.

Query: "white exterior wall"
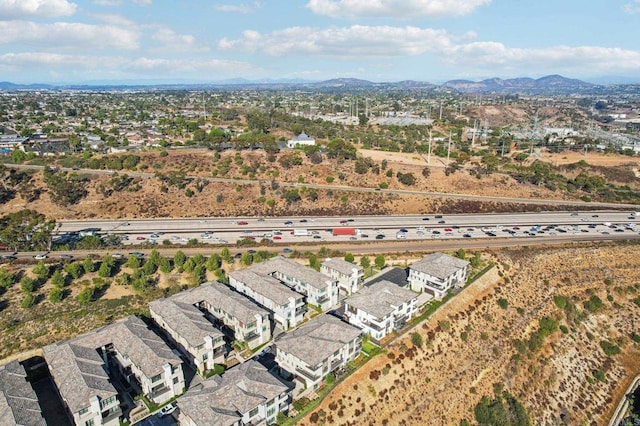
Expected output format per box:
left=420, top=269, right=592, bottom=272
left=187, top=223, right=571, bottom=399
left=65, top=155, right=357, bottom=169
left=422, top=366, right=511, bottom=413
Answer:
left=274, top=271, right=338, bottom=311
left=74, top=395, right=120, bottom=426
left=117, top=353, right=185, bottom=404
left=228, top=276, right=304, bottom=330
left=200, top=301, right=272, bottom=350
left=345, top=298, right=418, bottom=340
left=320, top=264, right=363, bottom=295
left=408, top=265, right=469, bottom=299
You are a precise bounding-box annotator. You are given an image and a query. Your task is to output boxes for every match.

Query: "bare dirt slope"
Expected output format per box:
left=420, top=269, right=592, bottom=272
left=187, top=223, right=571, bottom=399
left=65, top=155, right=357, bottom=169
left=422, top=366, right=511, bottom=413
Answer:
left=299, top=243, right=640, bottom=426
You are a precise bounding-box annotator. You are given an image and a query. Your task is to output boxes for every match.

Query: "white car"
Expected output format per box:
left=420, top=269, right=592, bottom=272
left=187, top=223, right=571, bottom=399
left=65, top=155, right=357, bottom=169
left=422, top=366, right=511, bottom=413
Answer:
left=33, top=253, right=48, bottom=260
left=157, top=402, right=176, bottom=417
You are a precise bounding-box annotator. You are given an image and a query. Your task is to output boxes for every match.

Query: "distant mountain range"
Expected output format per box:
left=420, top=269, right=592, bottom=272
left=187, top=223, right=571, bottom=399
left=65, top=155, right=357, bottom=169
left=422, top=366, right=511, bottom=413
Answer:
left=0, top=74, right=637, bottom=94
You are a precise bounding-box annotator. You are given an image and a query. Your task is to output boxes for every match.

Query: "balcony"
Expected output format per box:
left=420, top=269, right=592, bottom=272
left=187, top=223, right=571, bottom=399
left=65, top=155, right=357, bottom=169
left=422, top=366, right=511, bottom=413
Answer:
left=102, top=406, right=122, bottom=424
left=295, top=366, right=321, bottom=382
left=244, top=330, right=260, bottom=342
left=360, top=318, right=385, bottom=332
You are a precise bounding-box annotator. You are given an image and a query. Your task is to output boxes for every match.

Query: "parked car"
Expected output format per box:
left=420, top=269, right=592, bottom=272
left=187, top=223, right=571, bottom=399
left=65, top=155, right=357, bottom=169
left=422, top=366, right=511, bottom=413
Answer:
left=284, top=221, right=293, bottom=226
left=273, top=236, right=282, bottom=240
left=111, top=253, right=124, bottom=259
left=59, top=254, right=74, bottom=260
left=128, top=252, right=145, bottom=258
left=136, top=236, right=146, bottom=240
left=157, top=403, right=176, bottom=417
left=282, top=248, right=293, bottom=254
left=33, top=253, right=48, bottom=260
left=237, top=221, right=249, bottom=225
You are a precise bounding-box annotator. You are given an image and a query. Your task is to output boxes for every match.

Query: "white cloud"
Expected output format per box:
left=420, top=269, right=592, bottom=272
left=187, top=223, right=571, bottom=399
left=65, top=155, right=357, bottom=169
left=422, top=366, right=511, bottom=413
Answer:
left=151, top=28, right=210, bottom=52
left=214, top=1, right=261, bottom=13
left=0, top=21, right=139, bottom=50
left=132, top=0, right=151, bottom=5
left=0, top=52, right=261, bottom=78
left=305, top=0, right=490, bottom=19
left=0, top=0, right=77, bottom=19
left=92, top=0, right=122, bottom=5
left=444, top=42, right=640, bottom=75
left=623, top=0, right=640, bottom=14
left=219, top=25, right=453, bottom=56
left=88, top=12, right=137, bottom=28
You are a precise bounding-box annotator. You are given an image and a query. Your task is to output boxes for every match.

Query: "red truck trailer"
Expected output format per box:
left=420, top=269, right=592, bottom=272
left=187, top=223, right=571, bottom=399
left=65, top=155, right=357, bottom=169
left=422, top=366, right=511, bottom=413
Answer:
left=332, top=227, right=356, bottom=236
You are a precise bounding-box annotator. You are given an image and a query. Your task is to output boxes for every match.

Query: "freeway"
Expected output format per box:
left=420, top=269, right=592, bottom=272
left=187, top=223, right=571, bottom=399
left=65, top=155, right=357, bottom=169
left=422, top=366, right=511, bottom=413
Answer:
left=6, top=163, right=640, bottom=209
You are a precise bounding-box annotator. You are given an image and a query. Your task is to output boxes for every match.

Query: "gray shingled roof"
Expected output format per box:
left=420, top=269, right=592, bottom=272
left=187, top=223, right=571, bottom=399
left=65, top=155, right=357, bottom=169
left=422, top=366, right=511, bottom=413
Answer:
left=178, top=360, right=288, bottom=426
left=173, top=281, right=268, bottom=325
left=0, top=361, right=46, bottom=426
left=230, top=268, right=301, bottom=305
left=149, top=298, right=223, bottom=348
left=322, top=258, right=363, bottom=276
left=252, top=256, right=332, bottom=290
left=345, top=280, right=417, bottom=319
left=365, top=267, right=409, bottom=288
left=44, top=342, right=116, bottom=414
left=44, top=315, right=181, bottom=415
left=275, top=315, right=361, bottom=367
left=410, top=252, right=470, bottom=280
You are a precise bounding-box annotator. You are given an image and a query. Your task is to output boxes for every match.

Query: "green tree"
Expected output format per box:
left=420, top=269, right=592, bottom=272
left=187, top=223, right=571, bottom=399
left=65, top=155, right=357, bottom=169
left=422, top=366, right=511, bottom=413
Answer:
left=158, top=257, right=173, bottom=273
left=374, top=255, right=385, bottom=269
left=82, top=258, right=96, bottom=274
left=455, top=248, right=466, bottom=259
left=344, top=252, right=355, bottom=263
left=174, top=250, right=187, bottom=268
left=308, top=254, right=320, bottom=271
left=51, top=270, right=65, bottom=288
left=0, top=209, right=56, bottom=252
left=360, top=256, right=371, bottom=269
left=77, top=286, right=94, bottom=304
left=240, top=252, right=253, bottom=266
left=21, top=292, right=35, bottom=309
left=32, top=261, right=49, bottom=280
left=221, top=247, right=233, bottom=263
left=48, top=287, right=64, bottom=303
left=206, top=254, right=221, bottom=271
left=64, top=262, right=83, bottom=279
left=98, top=256, right=115, bottom=278
left=0, top=268, right=14, bottom=289
left=142, top=260, right=158, bottom=275
left=20, top=276, right=35, bottom=293
left=411, top=332, right=423, bottom=347
left=126, top=255, right=141, bottom=269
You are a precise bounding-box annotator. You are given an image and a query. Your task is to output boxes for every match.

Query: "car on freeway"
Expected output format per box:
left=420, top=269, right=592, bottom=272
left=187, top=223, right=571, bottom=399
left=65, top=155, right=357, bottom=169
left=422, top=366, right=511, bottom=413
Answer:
left=157, top=403, right=176, bottom=418
left=399, top=228, right=409, bottom=233
left=375, top=234, right=385, bottom=239
left=273, top=236, right=282, bottom=240
left=111, top=253, right=124, bottom=259
left=485, top=232, right=497, bottom=237
left=570, top=212, right=579, bottom=216
left=432, top=230, right=441, bottom=234
left=422, top=217, right=430, bottom=221
left=313, top=235, right=322, bottom=240
left=0, top=255, right=17, bottom=261
left=59, top=254, right=74, bottom=260
left=463, top=234, right=472, bottom=238
left=339, top=220, right=348, bottom=225
left=438, top=220, right=446, bottom=224
left=122, top=222, right=130, bottom=226
left=284, top=221, right=293, bottom=226
left=299, top=219, right=308, bottom=223
left=238, top=221, right=249, bottom=225
left=360, top=234, right=369, bottom=238
left=349, top=236, right=358, bottom=240
left=434, top=215, right=443, bottom=219
left=136, top=236, right=146, bottom=240
left=129, top=252, right=145, bottom=258
left=592, top=214, right=599, bottom=218
left=282, top=248, right=293, bottom=254
left=171, top=235, right=181, bottom=240
left=257, top=218, right=265, bottom=222
left=149, top=234, right=160, bottom=239
left=33, top=253, right=48, bottom=260
left=444, top=228, right=453, bottom=232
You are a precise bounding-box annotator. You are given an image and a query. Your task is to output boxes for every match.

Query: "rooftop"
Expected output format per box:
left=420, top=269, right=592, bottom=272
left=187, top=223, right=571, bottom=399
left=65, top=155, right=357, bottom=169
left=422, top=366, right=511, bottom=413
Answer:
left=410, top=252, right=470, bottom=280
left=275, top=315, right=361, bottom=367
left=178, top=360, right=288, bottom=426
left=322, top=258, right=363, bottom=276
left=252, top=256, right=333, bottom=290
left=345, top=280, right=417, bottom=319
left=0, top=361, right=46, bottom=426
left=230, top=268, right=302, bottom=306
left=366, top=267, right=409, bottom=288
left=173, top=281, right=269, bottom=325
left=149, top=299, right=223, bottom=348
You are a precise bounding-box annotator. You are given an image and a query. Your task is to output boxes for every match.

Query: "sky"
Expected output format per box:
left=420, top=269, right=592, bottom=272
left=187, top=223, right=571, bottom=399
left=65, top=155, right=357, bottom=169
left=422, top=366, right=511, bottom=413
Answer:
left=1, top=0, right=639, bottom=84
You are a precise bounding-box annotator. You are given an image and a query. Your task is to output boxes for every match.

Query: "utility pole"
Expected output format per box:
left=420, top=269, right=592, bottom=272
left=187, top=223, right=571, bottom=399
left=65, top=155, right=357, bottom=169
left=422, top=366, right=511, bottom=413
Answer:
left=471, top=120, right=477, bottom=148
left=427, top=129, right=432, bottom=165
left=447, top=130, right=452, bottom=166
left=439, top=101, right=443, bottom=121
left=202, top=92, right=206, bottom=121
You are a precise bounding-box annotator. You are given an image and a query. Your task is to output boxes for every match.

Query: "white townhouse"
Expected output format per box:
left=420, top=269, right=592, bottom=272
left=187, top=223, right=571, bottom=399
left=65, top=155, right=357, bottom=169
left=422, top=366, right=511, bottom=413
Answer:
left=252, top=256, right=339, bottom=311
left=287, top=132, right=315, bottom=149
left=408, top=252, right=470, bottom=299
left=275, top=315, right=362, bottom=390
left=45, top=315, right=185, bottom=426
left=229, top=268, right=305, bottom=331
left=321, top=257, right=364, bottom=295
left=149, top=298, right=227, bottom=375
left=174, top=281, right=272, bottom=350
left=344, top=280, right=418, bottom=340
left=178, top=360, right=290, bottom=426
left=0, top=361, right=46, bottom=426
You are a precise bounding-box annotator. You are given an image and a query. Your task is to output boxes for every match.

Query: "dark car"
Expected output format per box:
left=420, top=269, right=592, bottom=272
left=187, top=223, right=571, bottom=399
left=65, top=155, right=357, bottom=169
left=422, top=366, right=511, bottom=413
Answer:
left=375, top=234, right=385, bottom=239
left=438, top=220, right=446, bottom=224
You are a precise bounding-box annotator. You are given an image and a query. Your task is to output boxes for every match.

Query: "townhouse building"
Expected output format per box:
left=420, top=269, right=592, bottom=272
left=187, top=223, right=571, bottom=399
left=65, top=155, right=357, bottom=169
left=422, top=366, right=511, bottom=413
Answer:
left=44, top=315, right=185, bottom=426
left=0, top=361, right=46, bottom=425
left=252, top=256, right=339, bottom=311
left=149, top=298, right=226, bottom=375
left=173, top=281, right=272, bottom=350
left=321, top=257, right=364, bottom=295
left=408, top=252, right=470, bottom=299
left=178, top=360, right=290, bottom=426
left=229, top=269, right=305, bottom=331
left=344, top=280, right=418, bottom=340
left=275, top=315, right=362, bottom=390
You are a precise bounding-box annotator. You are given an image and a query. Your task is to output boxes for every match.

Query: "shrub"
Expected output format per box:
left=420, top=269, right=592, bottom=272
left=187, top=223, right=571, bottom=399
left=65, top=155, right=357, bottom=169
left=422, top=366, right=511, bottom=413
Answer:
left=583, top=295, right=604, bottom=313
left=20, top=277, right=35, bottom=293
left=77, top=286, right=94, bottom=304
left=21, top=292, right=35, bottom=309
left=497, top=298, right=509, bottom=309
left=411, top=332, right=423, bottom=347
left=599, top=340, right=621, bottom=356
left=553, top=295, right=567, bottom=309
left=48, top=287, right=64, bottom=303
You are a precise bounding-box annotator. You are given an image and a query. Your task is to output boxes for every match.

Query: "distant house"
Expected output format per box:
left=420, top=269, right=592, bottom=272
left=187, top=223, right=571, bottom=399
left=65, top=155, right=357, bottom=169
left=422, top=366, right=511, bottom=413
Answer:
left=44, top=315, right=185, bottom=426
left=0, top=361, right=46, bottom=425
left=408, top=252, right=470, bottom=299
left=287, top=132, right=315, bottom=149
left=321, top=257, right=364, bottom=295
left=178, top=360, right=290, bottom=426
left=344, top=280, right=418, bottom=340
left=275, top=315, right=361, bottom=390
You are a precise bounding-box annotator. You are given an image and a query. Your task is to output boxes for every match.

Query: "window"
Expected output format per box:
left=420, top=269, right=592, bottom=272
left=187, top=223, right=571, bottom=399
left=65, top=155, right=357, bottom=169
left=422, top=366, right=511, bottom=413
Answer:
left=267, top=406, right=276, bottom=417
left=85, top=420, right=94, bottom=426
left=151, top=374, right=162, bottom=383
left=78, top=407, right=89, bottom=416
left=249, top=407, right=259, bottom=418
left=203, top=353, right=208, bottom=361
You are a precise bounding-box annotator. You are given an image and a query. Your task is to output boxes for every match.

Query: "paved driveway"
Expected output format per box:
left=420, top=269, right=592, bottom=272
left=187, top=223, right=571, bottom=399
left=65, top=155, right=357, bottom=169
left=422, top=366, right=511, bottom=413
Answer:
left=134, top=410, right=178, bottom=426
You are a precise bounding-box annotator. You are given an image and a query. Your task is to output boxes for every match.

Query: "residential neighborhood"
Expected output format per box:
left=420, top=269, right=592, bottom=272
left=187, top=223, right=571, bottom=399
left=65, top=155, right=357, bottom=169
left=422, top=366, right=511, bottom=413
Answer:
left=0, top=251, right=468, bottom=425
